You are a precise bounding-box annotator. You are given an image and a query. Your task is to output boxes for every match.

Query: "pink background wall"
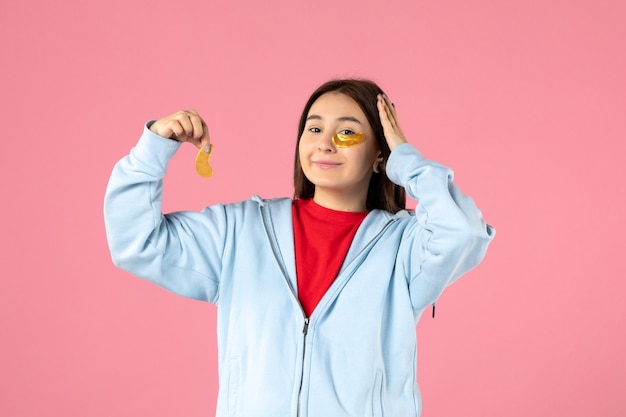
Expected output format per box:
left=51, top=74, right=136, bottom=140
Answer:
left=1, top=0, right=624, bottom=416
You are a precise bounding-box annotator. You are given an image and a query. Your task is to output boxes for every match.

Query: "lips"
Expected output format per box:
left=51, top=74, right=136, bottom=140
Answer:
left=312, top=160, right=342, bottom=170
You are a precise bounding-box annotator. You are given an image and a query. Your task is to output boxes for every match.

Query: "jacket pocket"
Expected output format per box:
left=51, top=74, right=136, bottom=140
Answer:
left=228, top=357, right=240, bottom=417
left=372, top=370, right=384, bottom=417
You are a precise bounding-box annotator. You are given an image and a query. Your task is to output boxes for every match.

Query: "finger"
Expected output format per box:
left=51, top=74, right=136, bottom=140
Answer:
left=186, top=119, right=211, bottom=150
left=380, top=94, right=396, bottom=117
left=174, top=111, right=195, bottom=139
left=199, top=120, right=211, bottom=151
left=185, top=109, right=203, bottom=139
left=167, top=119, right=185, bottom=139
left=384, top=101, right=395, bottom=128
left=189, top=112, right=205, bottom=141
left=382, top=94, right=399, bottom=127
left=377, top=96, right=394, bottom=134
left=377, top=95, right=390, bottom=123
left=378, top=95, right=397, bottom=131
left=385, top=94, right=396, bottom=115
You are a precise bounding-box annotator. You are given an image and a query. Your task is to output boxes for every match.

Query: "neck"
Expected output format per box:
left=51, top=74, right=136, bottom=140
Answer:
left=312, top=188, right=368, bottom=212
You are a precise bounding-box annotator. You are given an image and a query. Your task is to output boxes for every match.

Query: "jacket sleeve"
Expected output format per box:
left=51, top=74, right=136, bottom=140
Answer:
left=386, top=143, right=495, bottom=314
left=103, top=123, right=226, bottom=303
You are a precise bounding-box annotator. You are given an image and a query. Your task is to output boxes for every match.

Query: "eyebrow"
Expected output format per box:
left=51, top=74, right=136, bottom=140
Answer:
left=306, top=115, right=363, bottom=126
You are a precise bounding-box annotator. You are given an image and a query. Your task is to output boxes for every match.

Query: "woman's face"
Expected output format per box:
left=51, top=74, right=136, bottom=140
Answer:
left=299, top=92, right=381, bottom=207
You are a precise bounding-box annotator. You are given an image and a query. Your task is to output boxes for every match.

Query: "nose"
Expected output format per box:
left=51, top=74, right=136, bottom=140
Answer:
left=317, top=132, right=336, bottom=153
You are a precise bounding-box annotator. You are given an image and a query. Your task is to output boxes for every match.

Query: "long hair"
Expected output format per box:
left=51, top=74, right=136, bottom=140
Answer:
left=293, top=79, right=406, bottom=213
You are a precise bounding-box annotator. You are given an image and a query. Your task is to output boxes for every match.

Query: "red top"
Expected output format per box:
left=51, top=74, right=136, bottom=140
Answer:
left=292, top=199, right=368, bottom=317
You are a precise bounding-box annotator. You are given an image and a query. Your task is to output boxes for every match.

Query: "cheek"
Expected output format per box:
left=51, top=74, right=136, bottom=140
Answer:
left=298, top=140, right=311, bottom=170
left=298, top=140, right=306, bottom=161
left=299, top=136, right=316, bottom=156
left=360, top=142, right=380, bottom=164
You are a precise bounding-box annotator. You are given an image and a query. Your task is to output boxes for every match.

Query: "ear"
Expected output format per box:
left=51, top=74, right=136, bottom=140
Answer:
left=372, top=152, right=384, bottom=174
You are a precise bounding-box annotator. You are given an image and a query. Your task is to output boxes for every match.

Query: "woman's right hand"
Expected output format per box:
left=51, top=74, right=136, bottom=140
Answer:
left=149, top=109, right=211, bottom=150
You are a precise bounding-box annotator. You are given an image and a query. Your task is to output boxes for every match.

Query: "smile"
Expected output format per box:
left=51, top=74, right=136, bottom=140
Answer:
left=312, top=160, right=342, bottom=170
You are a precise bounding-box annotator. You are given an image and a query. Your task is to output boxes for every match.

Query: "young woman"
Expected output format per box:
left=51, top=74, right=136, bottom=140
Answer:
left=104, top=79, right=495, bottom=417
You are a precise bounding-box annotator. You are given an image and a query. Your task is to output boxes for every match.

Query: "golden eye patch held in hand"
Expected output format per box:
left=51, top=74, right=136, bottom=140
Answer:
left=332, top=132, right=366, bottom=148
left=195, top=145, right=214, bottom=178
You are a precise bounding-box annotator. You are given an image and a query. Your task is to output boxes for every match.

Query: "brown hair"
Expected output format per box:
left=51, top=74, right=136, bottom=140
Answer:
left=293, top=79, right=406, bottom=213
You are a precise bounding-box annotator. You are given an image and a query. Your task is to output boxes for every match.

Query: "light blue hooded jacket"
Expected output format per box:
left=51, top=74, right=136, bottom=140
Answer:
left=104, top=125, right=495, bottom=417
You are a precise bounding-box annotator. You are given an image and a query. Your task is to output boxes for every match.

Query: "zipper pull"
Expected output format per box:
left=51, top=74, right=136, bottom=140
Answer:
left=431, top=303, right=436, bottom=318
left=302, top=318, right=309, bottom=335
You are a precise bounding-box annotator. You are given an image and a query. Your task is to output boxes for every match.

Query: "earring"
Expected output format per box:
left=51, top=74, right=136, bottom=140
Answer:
left=374, top=161, right=385, bottom=174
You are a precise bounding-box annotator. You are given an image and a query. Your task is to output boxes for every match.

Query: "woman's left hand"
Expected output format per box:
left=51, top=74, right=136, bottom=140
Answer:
left=377, top=94, right=408, bottom=151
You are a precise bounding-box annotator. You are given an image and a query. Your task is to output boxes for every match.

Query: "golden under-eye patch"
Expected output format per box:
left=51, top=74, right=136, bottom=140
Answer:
left=195, top=145, right=214, bottom=178
left=332, top=132, right=366, bottom=148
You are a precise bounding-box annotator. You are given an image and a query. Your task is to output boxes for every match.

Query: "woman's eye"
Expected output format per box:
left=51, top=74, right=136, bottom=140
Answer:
left=339, top=129, right=355, bottom=135
left=308, top=127, right=321, bottom=133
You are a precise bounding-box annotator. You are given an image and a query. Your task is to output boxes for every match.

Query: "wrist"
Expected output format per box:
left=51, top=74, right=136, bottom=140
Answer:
left=388, top=137, right=408, bottom=152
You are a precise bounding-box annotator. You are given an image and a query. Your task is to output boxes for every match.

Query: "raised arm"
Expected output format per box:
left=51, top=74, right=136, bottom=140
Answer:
left=378, top=94, right=495, bottom=314
left=104, top=111, right=225, bottom=302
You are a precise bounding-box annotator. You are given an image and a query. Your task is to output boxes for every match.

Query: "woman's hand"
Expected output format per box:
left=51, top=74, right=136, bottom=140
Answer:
left=377, top=94, right=408, bottom=151
left=149, top=109, right=211, bottom=150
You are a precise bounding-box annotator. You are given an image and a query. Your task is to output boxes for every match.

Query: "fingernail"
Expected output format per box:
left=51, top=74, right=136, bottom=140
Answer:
left=187, top=132, right=193, bottom=137
left=204, top=146, right=210, bottom=153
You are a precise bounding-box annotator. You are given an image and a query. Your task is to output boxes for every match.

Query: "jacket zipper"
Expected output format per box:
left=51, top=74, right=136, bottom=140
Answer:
left=259, top=203, right=396, bottom=417
left=297, top=317, right=309, bottom=417
left=259, top=205, right=309, bottom=417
